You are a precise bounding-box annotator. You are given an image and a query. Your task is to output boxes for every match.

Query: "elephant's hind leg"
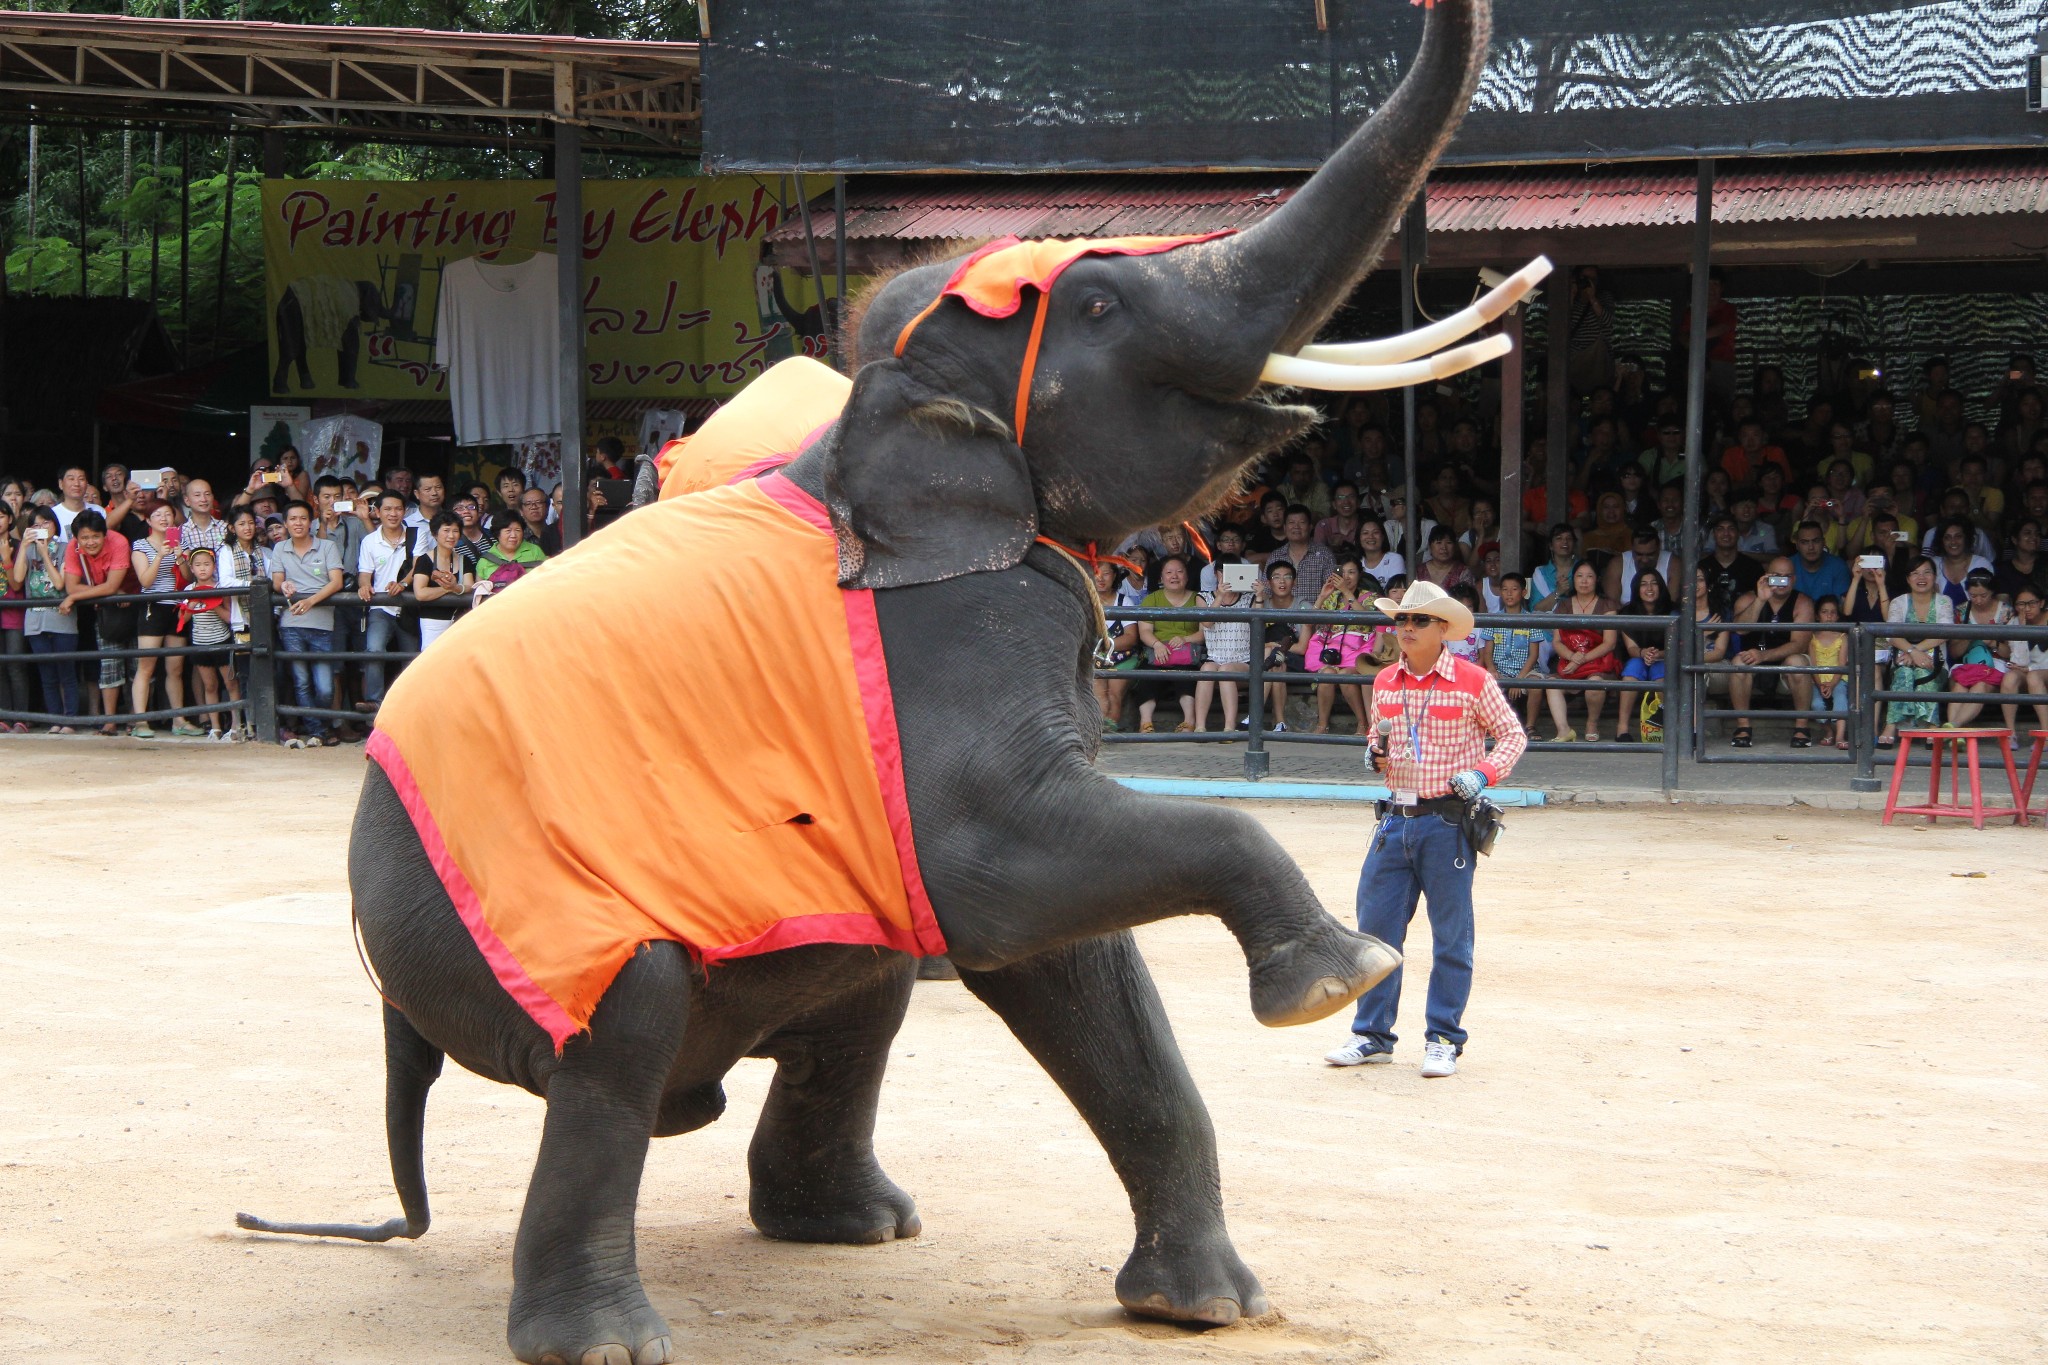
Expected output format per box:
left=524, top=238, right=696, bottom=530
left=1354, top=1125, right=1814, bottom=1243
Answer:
left=747, top=955, right=921, bottom=1244
left=507, top=941, right=690, bottom=1365
left=237, top=1002, right=443, bottom=1242
left=960, top=932, right=1268, bottom=1327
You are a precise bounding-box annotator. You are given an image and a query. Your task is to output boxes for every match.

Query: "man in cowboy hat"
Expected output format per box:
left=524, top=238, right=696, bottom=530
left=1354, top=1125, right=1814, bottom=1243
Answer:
left=1326, top=581, right=1527, bottom=1077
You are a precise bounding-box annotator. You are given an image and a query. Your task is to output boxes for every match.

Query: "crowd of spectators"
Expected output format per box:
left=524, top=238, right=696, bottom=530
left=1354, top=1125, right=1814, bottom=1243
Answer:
left=1088, top=289, right=2048, bottom=746
left=0, top=449, right=572, bottom=744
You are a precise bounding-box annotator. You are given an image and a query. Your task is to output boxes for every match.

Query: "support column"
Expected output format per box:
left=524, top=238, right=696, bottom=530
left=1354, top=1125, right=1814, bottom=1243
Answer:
left=1672, top=159, right=1714, bottom=781
left=833, top=175, right=849, bottom=373
left=1498, top=302, right=1524, bottom=574
left=555, top=118, right=587, bottom=547
left=1399, top=194, right=1426, bottom=561
left=1544, top=261, right=1570, bottom=547
left=262, top=128, right=285, bottom=179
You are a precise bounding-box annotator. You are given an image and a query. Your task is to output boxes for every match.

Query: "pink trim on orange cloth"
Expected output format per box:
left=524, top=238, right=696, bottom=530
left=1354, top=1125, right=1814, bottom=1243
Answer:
left=366, top=728, right=584, bottom=1049
left=756, top=470, right=833, bottom=533
left=755, top=470, right=946, bottom=956
left=369, top=473, right=947, bottom=1047
left=840, top=584, right=948, bottom=955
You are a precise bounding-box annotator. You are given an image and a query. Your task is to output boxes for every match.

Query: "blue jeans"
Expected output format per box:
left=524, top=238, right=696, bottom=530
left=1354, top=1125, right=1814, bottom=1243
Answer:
left=1621, top=657, right=1666, bottom=683
left=1350, top=810, right=1476, bottom=1051
left=26, top=631, right=80, bottom=717
left=362, top=610, right=416, bottom=703
left=279, top=625, right=335, bottom=737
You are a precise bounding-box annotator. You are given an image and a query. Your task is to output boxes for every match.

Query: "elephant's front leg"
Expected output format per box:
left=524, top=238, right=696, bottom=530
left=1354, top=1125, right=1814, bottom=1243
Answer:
left=942, top=782, right=1398, bottom=1028
left=961, top=931, right=1266, bottom=1325
left=507, top=941, right=690, bottom=1365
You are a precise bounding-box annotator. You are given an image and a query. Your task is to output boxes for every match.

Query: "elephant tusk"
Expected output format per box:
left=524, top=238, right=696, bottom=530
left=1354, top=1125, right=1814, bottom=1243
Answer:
left=1295, top=256, right=1553, bottom=366
left=1260, top=332, right=1513, bottom=392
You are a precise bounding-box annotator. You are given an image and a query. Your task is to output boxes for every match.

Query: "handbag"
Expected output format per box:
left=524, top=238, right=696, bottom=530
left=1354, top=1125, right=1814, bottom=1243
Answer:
left=1160, top=639, right=1202, bottom=667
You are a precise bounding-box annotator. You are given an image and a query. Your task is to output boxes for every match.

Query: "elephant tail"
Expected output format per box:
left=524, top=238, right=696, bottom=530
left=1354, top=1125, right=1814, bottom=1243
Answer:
left=236, top=1003, right=444, bottom=1243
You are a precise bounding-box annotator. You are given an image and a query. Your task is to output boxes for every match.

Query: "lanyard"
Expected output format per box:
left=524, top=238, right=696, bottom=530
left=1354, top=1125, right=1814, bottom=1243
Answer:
left=1396, top=667, right=1442, bottom=771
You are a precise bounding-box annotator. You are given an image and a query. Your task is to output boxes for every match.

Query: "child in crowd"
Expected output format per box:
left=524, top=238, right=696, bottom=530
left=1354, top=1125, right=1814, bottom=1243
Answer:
left=177, top=547, right=243, bottom=740
left=1809, top=594, right=1850, bottom=749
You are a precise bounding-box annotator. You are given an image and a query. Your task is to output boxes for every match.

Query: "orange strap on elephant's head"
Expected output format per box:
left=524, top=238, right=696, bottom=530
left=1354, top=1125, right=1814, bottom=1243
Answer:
left=892, top=232, right=1233, bottom=445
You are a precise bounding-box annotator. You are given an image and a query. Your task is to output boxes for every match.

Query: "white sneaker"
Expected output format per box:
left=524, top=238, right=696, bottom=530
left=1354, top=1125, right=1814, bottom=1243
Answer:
left=1324, top=1037, right=1392, bottom=1067
left=1420, top=1038, right=1459, bottom=1078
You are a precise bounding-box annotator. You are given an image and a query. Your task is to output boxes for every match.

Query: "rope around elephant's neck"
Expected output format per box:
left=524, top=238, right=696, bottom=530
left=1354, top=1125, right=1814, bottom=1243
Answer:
left=1032, top=536, right=1110, bottom=647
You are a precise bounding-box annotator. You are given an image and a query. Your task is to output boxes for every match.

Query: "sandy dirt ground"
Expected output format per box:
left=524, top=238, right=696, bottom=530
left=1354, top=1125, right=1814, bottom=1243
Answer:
left=2, top=739, right=2045, bottom=1364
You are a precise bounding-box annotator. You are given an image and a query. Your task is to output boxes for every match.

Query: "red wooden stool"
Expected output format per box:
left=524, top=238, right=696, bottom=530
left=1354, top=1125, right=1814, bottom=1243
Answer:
left=1883, top=728, right=2026, bottom=829
left=2020, top=730, right=2047, bottom=822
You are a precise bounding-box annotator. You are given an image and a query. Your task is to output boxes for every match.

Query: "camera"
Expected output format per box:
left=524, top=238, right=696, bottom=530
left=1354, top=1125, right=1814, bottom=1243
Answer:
left=1857, top=554, right=1886, bottom=570
left=334, top=500, right=355, bottom=514
left=1321, top=647, right=1344, bottom=666
left=26, top=528, right=49, bottom=542
left=1767, top=574, right=1791, bottom=589
left=131, top=469, right=162, bottom=491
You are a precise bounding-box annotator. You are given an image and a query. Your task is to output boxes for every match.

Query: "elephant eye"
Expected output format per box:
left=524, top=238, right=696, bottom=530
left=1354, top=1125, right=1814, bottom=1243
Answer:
left=1084, top=296, right=1113, bottom=318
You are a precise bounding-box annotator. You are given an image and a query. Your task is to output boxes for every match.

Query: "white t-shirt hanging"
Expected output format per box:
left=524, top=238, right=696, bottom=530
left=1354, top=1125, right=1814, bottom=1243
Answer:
left=435, top=254, right=562, bottom=446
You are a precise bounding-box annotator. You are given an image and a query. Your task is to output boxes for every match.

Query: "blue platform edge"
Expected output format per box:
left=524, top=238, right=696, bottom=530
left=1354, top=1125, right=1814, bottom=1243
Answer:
left=1112, top=777, right=1546, bottom=807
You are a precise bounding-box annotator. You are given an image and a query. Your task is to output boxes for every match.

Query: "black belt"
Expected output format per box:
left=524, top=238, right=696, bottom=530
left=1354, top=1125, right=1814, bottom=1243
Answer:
left=1386, top=795, right=1465, bottom=819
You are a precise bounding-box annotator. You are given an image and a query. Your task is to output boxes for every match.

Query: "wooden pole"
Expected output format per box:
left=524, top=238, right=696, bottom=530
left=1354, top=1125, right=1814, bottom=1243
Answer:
left=1499, top=303, right=1524, bottom=574
left=1544, top=263, right=1571, bottom=549
left=554, top=118, right=587, bottom=547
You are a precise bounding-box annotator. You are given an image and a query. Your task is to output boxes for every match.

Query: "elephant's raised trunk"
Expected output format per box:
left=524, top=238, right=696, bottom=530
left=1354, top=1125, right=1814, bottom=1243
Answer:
left=1186, top=0, right=1493, bottom=371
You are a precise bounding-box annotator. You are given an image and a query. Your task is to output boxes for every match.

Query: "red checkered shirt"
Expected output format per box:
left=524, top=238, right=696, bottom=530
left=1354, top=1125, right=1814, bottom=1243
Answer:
left=1370, top=649, right=1527, bottom=797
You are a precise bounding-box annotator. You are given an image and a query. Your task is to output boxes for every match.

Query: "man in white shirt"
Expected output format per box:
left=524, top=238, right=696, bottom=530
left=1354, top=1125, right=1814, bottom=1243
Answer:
left=52, top=466, right=90, bottom=538
left=405, top=472, right=446, bottom=535
left=355, top=491, right=420, bottom=711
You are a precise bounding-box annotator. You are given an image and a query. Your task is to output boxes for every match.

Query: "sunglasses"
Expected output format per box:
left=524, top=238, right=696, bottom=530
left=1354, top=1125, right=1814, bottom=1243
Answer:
left=1392, top=613, right=1442, bottom=629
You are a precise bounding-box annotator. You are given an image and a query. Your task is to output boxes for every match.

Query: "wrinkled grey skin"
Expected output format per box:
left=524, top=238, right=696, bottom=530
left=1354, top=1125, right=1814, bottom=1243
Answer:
left=237, top=5, right=1491, bottom=1362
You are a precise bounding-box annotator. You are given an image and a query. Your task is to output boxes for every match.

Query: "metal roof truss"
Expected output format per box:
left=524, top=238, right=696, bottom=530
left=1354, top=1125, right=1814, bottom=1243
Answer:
left=0, top=15, right=700, bottom=151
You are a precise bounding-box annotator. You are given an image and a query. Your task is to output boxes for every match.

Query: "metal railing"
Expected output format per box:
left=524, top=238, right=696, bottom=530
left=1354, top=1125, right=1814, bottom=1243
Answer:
left=1681, top=616, right=2048, bottom=791
left=1099, top=605, right=1680, bottom=783
left=7, top=585, right=2044, bottom=801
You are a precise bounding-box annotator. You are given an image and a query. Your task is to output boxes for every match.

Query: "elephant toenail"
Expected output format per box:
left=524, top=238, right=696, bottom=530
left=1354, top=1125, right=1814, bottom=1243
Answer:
left=1196, top=1297, right=1242, bottom=1325
left=635, top=1336, right=673, bottom=1365
left=581, top=1345, right=632, bottom=1365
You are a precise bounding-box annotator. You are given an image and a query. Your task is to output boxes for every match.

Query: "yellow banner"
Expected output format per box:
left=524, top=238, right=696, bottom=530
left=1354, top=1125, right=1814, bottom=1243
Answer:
left=261, top=176, right=841, bottom=406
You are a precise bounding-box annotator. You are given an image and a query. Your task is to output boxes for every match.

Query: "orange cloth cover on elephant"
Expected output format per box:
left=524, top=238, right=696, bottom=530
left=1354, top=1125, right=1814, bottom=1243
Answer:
left=366, top=470, right=945, bottom=1050
left=934, top=233, right=1234, bottom=319
left=657, top=357, right=851, bottom=500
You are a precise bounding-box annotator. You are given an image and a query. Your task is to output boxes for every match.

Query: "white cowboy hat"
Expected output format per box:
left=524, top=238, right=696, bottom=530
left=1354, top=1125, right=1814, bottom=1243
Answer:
left=1372, top=579, right=1474, bottom=641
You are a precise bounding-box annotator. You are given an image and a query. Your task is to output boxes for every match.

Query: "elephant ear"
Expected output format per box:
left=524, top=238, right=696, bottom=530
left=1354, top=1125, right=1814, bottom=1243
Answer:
left=824, top=358, right=1038, bottom=590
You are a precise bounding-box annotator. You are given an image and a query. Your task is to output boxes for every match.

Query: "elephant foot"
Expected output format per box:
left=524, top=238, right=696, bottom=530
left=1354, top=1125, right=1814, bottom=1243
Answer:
left=751, top=1173, right=921, bottom=1245
left=509, top=1286, right=672, bottom=1365
left=1247, top=923, right=1399, bottom=1028
left=1116, top=1235, right=1269, bottom=1326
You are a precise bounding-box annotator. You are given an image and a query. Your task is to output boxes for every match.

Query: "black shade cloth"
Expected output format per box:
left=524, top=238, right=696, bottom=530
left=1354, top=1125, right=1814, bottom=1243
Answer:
left=704, top=0, right=2046, bottom=171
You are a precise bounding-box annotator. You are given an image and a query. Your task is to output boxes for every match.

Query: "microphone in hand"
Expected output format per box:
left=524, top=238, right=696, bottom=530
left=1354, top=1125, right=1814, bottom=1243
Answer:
left=1368, top=718, right=1393, bottom=773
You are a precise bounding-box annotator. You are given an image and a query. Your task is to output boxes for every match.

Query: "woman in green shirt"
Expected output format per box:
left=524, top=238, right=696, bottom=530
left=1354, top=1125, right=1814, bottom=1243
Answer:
left=1134, top=554, right=1205, bottom=733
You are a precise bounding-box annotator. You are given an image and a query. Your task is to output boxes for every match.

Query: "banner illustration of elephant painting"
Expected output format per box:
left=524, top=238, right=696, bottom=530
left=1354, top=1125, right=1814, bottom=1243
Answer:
left=261, top=176, right=847, bottom=403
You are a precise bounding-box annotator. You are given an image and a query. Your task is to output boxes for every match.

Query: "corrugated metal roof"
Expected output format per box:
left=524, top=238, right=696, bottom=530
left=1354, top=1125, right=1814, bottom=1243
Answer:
left=766, top=174, right=1299, bottom=244
left=777, top=154, right=2048, bottom=244
left=1431, top=155, right=2048, bottom=232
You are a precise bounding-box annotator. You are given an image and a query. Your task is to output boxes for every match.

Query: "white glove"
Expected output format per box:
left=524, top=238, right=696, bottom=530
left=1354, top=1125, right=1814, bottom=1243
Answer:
left=1449, top=769, right=1488, bottom=801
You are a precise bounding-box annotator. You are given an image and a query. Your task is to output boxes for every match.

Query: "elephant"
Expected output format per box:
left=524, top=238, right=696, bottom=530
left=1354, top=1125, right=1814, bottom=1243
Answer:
left=237, top=3, right=1522, bottom=1361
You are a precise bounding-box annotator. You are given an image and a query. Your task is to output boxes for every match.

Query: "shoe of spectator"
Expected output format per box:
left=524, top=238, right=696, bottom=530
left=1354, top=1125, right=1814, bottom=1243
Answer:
left=1269, top=720, right=1288, bottom=733
left=172, top=721, right=206, bottom=737
left=1325, top=1037, right=1393, bottom=1067
left=1420, top=1038, right=1459, bottom=1078
left=130, top=723, right=157, bottom=739
left=354, top=701, right=380, bottom=714
left=1554, top=727, right=1576, bottom=744
left=9, top=721, right=27, bottom=734
left=321, top=733, right=342, bottom=746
